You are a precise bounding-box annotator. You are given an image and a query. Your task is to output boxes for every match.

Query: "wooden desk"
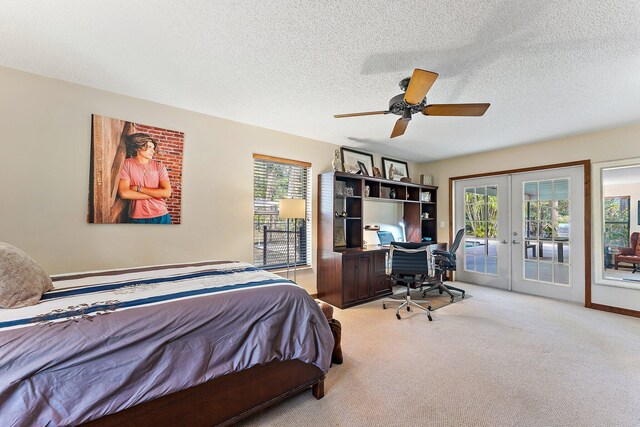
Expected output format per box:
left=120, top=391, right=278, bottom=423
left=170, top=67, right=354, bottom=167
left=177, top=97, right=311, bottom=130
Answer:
left=317, top=243, right=445, bottom=309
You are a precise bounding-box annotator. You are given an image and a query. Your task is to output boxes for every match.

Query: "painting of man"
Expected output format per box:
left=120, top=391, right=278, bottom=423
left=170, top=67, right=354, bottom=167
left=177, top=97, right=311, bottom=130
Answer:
left=88, top=114, right=183, bottom=224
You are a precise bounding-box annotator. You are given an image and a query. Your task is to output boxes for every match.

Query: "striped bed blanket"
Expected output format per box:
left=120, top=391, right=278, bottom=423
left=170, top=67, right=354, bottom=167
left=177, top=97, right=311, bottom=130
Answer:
left=0, top=261, right=333, bottom=426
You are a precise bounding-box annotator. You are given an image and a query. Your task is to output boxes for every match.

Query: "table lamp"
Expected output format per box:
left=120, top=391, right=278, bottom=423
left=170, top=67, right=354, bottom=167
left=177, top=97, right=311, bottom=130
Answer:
left=278, top=198, right=306, bottom=282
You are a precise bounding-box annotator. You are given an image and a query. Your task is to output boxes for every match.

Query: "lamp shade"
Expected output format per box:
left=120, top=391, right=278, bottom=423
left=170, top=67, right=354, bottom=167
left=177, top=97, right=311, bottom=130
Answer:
left=278, top=198, right=306, bottom=219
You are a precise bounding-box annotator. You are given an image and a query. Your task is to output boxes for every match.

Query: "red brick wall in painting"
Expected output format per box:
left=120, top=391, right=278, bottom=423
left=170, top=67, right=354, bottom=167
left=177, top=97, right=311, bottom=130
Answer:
left=133, top=123, right=184, bottom=224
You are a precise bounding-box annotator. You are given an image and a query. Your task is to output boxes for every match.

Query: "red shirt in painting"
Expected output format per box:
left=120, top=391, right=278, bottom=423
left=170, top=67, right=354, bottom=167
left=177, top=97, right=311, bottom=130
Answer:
left=119, top=158, right=170, bottom=219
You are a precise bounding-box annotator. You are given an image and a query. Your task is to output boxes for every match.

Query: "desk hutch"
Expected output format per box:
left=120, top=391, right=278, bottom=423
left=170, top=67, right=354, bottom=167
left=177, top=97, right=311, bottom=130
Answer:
left=317, top=171, right=441, bottom=308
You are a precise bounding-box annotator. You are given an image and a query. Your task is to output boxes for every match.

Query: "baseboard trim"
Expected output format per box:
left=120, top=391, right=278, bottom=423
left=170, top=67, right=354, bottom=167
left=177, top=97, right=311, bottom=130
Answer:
left=590, top=303, right=640, bottom=318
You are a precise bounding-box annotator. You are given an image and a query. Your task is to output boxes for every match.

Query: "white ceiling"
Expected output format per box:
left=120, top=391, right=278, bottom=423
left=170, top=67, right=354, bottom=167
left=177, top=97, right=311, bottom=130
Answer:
left=1, top=0, right=639, bottom=162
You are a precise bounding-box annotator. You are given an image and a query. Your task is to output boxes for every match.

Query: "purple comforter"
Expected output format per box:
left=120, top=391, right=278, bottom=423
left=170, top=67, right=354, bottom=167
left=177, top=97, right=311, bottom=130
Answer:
left=0, top=261, right=333, bottom=426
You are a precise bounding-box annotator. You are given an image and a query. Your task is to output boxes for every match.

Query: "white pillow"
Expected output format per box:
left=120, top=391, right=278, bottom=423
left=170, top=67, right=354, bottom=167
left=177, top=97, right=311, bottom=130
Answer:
left=0, top=242, right=53, bottom=309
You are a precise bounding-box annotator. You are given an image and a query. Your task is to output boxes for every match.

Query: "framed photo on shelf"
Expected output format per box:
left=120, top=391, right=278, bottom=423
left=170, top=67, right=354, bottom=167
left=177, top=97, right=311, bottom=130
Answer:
left=334, top=225, right=346, bottom=247
left=381, top=157, right=409, bottom=181
left=357, top=161, right=369, bottom=176
left=341, top=147, right=374, bottom=176
left=372, top=167, right=382, bottom=177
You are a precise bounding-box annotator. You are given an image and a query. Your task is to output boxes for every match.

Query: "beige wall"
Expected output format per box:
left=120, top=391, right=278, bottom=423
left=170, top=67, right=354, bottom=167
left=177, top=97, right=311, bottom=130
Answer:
left=0, top=66, right=342, bottom=292
left=415, top=123, right=640, bottom=311
left=0, top=66, right=420, bottom=294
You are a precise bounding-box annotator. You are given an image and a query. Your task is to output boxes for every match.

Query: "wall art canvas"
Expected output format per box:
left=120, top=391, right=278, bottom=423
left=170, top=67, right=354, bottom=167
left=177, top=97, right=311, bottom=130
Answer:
left=88, top=114, right=184, bottom=224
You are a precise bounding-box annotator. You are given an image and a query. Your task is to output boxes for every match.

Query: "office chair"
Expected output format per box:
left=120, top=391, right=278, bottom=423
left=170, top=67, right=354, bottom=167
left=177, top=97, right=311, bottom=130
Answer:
left=421, top=228, right=466, bottom=302
left=382, top=242, right=434, bottom=321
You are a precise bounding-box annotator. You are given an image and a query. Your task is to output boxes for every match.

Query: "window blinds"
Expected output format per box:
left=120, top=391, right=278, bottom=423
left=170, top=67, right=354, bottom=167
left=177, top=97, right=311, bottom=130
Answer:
left=253, top=155, right=312, bottom=270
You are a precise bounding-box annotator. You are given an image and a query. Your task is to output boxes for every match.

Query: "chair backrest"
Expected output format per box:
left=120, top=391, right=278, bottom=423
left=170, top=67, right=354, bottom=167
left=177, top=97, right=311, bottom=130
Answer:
left=389, top=242, right=432, bottom=276
left=450, top=228, right=465, bottom=253
left=631, top=232, right=640, bottom=250
left=435, top=228, right=465, bottom=272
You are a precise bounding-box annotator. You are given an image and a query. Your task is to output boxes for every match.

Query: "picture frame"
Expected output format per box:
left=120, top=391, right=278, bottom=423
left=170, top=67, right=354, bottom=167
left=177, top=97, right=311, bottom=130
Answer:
left=381, top=157, right=409, bottom=181
left=357, top=161, right=369, bottom=176
left=372, top=167, right=382, bottom=177
left=341, top=147, right=374, bottom=176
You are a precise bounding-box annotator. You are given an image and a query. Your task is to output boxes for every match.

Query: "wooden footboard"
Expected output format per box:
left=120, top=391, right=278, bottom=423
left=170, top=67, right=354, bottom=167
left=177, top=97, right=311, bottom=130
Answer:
left=84, top=359, right=325, bottom=427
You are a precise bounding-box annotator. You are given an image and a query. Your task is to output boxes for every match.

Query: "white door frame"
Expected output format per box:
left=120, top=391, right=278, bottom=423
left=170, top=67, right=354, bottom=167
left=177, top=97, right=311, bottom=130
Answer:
left=448, top=161, right=591, bottom=305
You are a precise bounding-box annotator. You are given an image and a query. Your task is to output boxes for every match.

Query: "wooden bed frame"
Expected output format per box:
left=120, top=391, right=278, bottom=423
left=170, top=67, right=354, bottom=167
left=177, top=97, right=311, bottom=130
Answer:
left=84, top=359, right=325, bottom=426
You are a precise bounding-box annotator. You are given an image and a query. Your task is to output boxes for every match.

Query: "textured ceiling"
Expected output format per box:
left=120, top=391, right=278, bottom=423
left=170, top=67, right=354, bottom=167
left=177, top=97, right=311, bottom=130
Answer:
left=1, top=0, right=639, bottom=162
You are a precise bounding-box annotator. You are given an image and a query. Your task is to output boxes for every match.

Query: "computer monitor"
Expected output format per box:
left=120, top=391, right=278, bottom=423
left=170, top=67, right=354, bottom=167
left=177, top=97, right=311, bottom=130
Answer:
left=377, top=230, right=395, bottom=246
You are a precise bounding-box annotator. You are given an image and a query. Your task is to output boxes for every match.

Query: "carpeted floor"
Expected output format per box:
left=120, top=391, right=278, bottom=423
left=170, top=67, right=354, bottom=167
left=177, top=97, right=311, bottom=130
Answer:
left=239, top=283, right=640, bottom=426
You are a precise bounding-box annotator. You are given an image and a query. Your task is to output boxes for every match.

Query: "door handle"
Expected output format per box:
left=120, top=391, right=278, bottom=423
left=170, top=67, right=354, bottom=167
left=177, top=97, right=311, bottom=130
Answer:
left=500, top=240, right=508, bottom=244
left=512, top=240, right=520, bottom=244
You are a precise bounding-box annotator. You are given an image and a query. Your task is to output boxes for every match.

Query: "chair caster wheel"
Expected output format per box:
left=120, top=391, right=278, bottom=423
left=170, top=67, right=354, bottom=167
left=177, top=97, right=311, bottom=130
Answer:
left=462, top=292, right=466, bottom=299
left=383, top=303, right=387, bottom=309
left=439, top=290, right=443, bottom=295
left=396, top=313, right=401, bottom=320
left=450, top=297, right=454, bottom=303
left=407, top=306, right=411, bottom=312
left=422, top=292, right=426, bottom=298
left=427, top=306, right=432, bottom=311
left=428, top=315, right=433, bottom=321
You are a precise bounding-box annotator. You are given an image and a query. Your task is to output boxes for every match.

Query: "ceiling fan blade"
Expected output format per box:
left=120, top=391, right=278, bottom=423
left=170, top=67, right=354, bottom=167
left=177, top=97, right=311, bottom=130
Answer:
left=423, top=103, right=491, bottom=116
left=334, top=111, right=390, bottom=118
left=404, top=69, right=439, bottom=105
left=390, top=117, right=410, bottom=138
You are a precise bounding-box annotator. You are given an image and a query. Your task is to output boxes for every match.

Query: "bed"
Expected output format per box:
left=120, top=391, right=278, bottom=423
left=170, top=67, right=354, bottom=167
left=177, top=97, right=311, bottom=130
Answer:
left=0, top=260, right=334, bottom=426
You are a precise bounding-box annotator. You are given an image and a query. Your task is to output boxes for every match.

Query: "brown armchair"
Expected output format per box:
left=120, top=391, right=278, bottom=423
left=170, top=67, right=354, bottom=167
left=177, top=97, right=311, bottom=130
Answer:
left=614, top=232, right=640, bottom=273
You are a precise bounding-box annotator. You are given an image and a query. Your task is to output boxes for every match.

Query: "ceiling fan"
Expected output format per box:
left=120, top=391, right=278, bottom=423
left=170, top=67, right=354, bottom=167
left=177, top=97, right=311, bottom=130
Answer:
left=334, top=69, right=490, bottom=138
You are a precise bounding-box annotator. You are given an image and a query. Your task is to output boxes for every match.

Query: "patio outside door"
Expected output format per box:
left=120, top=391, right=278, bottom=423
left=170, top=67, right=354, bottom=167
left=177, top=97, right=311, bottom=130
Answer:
left=454, top=166, right=585, bottom=303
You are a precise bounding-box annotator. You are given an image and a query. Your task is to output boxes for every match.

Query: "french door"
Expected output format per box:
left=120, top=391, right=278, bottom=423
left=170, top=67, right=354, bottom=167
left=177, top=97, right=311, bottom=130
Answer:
left=454, top=166, right=585, bottom=303
left=454, top=176, right=510, bottom=289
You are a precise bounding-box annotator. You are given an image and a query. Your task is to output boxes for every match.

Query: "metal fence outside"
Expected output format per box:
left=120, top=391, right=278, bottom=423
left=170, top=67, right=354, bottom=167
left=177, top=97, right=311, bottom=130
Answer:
left=253, top=220, right=308, bottom=269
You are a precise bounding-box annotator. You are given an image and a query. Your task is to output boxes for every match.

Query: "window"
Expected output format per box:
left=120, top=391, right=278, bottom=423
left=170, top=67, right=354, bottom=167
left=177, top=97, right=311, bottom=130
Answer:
left=253, top=154, right=311, bottom=270
left=604, top=196, right=630, bottom=248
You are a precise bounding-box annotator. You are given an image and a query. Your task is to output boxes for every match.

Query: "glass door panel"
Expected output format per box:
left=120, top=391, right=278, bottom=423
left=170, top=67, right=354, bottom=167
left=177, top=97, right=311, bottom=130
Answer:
left=520, top=178, right=571, bottom=285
